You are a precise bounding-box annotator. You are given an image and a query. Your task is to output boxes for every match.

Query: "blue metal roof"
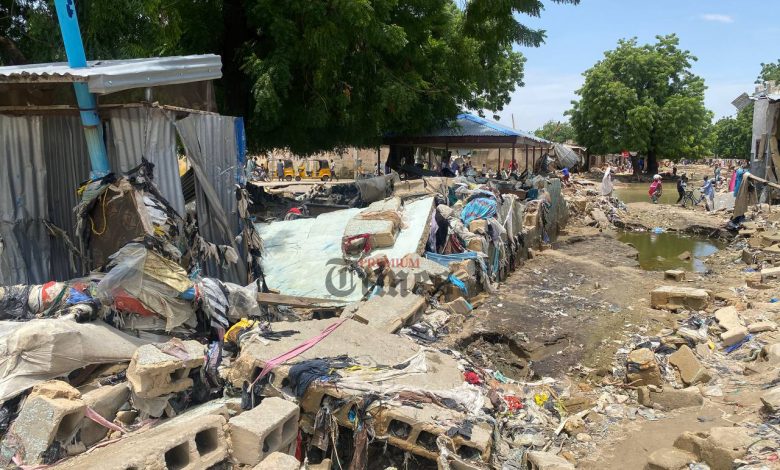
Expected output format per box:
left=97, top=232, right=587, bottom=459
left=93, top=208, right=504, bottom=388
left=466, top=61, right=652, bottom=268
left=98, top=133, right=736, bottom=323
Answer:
left=427, top=113, right=550, bottom=144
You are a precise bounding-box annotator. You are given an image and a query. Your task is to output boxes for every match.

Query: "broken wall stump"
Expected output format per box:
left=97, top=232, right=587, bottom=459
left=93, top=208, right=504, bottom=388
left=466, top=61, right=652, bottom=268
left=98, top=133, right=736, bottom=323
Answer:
left=650, top=286, right=710, bottom=310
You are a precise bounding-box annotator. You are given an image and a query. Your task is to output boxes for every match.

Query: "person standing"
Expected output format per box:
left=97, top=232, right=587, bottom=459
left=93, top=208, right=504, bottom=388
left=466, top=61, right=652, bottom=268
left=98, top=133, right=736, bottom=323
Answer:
left=601, top=165, right=614, bottom=197
left=700, top=175, right=715, bottom=211
left=733, top=165, right=746, bottom=196
left=276, top=159, right=284, bottom=181
left=676, top=174, right=687, bottom=205
left=330, top=159, right=338, bottom=180
left=245, top=156, right=256, bottom=182
left=648, top=174, right=663, bottom=203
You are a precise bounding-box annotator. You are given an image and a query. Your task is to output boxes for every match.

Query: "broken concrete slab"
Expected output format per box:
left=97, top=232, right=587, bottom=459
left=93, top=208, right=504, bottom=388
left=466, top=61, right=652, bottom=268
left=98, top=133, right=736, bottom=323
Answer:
left=677, top=251, right=692, bottom=261
left=227, top=319, right=463, bottom=393
left=650, top=286, right=710, bottom=310
left=445, top=297, right=473, bottom=316
left=253, top=452, right=300, bottom=470
left=80, top=383, right=130, bottom=447
left=645, top=447, right=696, bottom=470
left=3, top=381, right=85, bottom=464
left=126, top=340, right=205, bottom=398
left=698, top=427, right=753, bottom=470
left=51, top=412, right=228, bottom=469
left=664, top=269, right=685, bottom=282
left=748, top=320, right=777, bottom=333
left=760, top=343, right=780, bottom=364
left=527, top=450, right=576, bottom=469
left=760, top=386, right=780, bottom=413
left=668, top=345, right=711, bottom=386
left=229, top=397, right=299, bottom=466
left=626, top=348, right=663, bottom=386
left=341, top=293, right=427, bottom=333
left=714, top=306, right=744, bottom=331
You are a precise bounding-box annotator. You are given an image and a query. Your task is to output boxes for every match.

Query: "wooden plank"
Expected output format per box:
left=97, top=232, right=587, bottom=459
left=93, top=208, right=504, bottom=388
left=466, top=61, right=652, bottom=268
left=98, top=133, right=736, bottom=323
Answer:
left=256, top=292, right=347, bottom=308
left=746, top=172, right=780, bottom=191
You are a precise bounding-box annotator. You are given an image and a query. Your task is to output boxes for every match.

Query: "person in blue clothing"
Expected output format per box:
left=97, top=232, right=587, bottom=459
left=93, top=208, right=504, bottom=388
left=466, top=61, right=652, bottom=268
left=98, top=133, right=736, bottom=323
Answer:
left=733, top=164, right=747, bottom=196
left=700, top=175, right=715, bottom=211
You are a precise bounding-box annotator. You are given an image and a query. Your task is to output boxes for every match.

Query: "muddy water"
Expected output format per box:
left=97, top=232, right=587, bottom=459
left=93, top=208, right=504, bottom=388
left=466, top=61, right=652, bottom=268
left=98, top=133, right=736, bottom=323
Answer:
left=617, top=231, right=723, bottom=272
left=615, top=182, right=679, bottom=205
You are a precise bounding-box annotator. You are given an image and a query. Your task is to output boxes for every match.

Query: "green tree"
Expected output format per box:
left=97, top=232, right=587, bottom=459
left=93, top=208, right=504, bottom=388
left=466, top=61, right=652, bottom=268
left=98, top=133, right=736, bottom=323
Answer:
left=568, top=35, right=712, bottom=175
left=534, top=119, right=577, bottom=143
left=1, top=0, right=578, bottom=154
left=757, top=60, right=780, bottom=83
left=713, top=103, right=753, bottom=158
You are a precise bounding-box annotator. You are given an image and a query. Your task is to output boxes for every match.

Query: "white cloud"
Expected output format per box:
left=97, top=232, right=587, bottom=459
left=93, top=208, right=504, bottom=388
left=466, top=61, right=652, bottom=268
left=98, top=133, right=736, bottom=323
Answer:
left=493, top=69, right=584, bottom=132
left=701, top=13, right=734, bottom=24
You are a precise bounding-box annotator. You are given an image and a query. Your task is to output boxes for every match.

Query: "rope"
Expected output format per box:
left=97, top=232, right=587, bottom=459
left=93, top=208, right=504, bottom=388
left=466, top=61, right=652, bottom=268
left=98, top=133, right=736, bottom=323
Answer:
left=89, top=192, right=109, bottom=236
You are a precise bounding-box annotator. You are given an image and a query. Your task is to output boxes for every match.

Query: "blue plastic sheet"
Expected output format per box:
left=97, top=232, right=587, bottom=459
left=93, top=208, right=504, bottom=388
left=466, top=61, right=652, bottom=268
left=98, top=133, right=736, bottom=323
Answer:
left=461, top=197, right=497, bottom=226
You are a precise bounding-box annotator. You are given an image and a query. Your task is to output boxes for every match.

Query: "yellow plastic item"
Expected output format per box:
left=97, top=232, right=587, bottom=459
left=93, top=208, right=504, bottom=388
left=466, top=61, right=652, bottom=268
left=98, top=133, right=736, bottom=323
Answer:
left=225, top=318, right=257, bottom=343
left=534, top=392, right=549, bottom=406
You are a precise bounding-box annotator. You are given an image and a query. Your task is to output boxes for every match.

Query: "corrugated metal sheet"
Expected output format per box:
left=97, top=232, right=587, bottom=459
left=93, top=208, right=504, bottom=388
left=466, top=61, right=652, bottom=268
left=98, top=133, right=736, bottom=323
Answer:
left=174, top=114, right=244, bottom=283
left=0, top=55, right=222, bottom=94
left=42, top=116, right=92, bottom=280
left=107, top=107, right=185, bottom=215
left=0, top=115, right=51, bottom=284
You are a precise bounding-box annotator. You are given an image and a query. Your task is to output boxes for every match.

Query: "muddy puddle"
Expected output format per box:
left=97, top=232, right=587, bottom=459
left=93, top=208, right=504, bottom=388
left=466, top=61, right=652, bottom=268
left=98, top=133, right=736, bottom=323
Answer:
left=617, top=230, right=724, bottom=272
left=615, top=182, right=679, bottom=205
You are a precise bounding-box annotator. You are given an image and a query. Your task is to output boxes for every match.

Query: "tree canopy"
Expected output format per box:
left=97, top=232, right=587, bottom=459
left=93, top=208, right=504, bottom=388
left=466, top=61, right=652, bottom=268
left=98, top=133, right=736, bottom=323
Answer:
left=757, top=60, right=780, bottom=84
left=568, top=35, right=712, bottom=174
left=712, top=105, right=752, bottom=159
left=1, top=0, right=578, bottom=154
left=534, top=119, right=577, bottom=143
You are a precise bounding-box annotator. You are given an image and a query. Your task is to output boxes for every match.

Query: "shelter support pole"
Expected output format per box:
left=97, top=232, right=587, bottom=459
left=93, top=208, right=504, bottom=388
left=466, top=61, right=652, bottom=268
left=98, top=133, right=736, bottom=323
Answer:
left=498, top=148, right=501, bottom=172
left=512, top=145, right=516, bottom=168
left=377, top=147, right=380, bottom=174
left=525, top=144, right=529, bottom=172
left=54, top=0, right=110, bottom=178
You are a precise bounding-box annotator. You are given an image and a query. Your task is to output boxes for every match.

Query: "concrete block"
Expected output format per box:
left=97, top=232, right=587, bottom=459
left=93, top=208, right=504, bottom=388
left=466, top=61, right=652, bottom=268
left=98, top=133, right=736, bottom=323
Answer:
left=52, top=413, right=228, bottom=470
left=126, top=340, right=205, bottom=398
left=253, top=452, right=300, bottom=470
left=229, top=397, right=300, bottom=466
left=445, top=297, right=472, bottom=316
left=761, top=266, right=780, bottom=282
left=650, top=286, right=710, bottom=310
left=668, top=345, right=711, bottom=386
left=626, top=348, right=663, bottom=386
left=664, top=270, right=685, bottom=282
left=720, top=327, right=748, bottom=347
left=4, top=382, right=85, bottom=464
left=648, top=387, right=703, bottom=410
left=645, top=447, right=696, bottom=470
left=80, top=383, right=130, bottom=447
left=698, top=427, right=752, bottom=470
left=340, top=293, right=427, bottom=333
left=761, top=343, right=780, bottom=364
left=527, top=451, right=576, bottom=469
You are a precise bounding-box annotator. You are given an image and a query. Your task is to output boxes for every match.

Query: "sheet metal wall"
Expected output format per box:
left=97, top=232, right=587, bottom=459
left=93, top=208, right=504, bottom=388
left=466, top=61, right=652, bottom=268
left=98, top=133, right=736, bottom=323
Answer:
left=0, top=115, right=51, bottom=284
left=42, top=116, right=92, bottom=280
left=107, top=107, right=185, bottom=215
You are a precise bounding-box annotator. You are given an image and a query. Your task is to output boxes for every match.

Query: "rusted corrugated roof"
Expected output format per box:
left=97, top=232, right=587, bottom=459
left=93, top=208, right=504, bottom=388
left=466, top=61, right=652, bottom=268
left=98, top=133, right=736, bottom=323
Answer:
left=0, top=55, right=221, bottom=94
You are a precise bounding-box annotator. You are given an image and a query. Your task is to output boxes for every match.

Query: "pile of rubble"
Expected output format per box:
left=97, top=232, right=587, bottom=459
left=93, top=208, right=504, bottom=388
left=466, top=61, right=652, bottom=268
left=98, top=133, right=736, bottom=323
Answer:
left=0, top=166, right=581, bottom=469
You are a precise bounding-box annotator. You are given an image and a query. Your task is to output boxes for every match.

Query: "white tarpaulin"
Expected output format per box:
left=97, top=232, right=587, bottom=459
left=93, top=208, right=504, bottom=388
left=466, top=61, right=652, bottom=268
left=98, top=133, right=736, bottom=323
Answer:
left=0, top=318, right=148, bottom=403
left=257, top=197, right=435, bottom=301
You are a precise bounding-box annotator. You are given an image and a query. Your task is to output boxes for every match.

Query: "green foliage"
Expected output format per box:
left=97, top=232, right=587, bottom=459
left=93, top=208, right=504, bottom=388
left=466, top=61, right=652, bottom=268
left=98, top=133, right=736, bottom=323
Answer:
left=568, top=35, right=712, bottom=172
left=1, top=0, right=577, bottom=154
left=534, top=119, right=577, bottom=143
left=757, top=60, right=780, bottom=83
left=712, top=103, right=753, bottom=158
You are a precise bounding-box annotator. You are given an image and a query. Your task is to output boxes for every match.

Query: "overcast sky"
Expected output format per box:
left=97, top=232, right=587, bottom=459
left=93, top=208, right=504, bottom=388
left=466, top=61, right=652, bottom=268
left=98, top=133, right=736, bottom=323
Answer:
left=494, top=0, right=780, bottom=133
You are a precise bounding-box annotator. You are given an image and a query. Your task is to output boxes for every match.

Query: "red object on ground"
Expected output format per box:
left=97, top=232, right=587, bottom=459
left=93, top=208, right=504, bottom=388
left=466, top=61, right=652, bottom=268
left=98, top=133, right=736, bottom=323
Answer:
left=464, top=371, right=482, bottom=385
left=504, top=395, right=524, bottom=412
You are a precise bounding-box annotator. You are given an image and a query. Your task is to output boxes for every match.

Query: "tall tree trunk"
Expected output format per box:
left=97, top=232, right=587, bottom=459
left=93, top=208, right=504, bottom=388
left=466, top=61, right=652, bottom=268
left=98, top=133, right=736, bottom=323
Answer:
left=647, top=150, right=658, bottom=176
left=630, top=154, right=640, bottom=179
left=221, top=0, right=251, bottom=121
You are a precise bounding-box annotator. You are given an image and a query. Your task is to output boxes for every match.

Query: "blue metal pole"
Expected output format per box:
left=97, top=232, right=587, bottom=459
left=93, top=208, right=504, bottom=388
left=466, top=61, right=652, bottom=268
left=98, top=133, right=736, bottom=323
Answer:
left=54, top=0, right=110, bottom=178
